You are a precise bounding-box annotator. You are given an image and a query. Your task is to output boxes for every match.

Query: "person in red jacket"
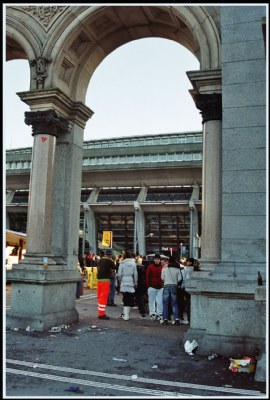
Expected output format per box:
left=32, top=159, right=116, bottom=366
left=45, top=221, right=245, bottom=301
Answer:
left=145, top=254, right=164, bottom=320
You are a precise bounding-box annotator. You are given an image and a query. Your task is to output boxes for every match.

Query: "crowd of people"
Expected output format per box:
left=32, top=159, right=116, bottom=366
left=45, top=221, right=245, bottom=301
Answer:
left=77, top=250, right=200, bottom=325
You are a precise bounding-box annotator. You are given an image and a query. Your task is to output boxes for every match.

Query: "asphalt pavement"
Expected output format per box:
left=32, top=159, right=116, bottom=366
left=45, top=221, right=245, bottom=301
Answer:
left=4, top=283, right=267, bottom=398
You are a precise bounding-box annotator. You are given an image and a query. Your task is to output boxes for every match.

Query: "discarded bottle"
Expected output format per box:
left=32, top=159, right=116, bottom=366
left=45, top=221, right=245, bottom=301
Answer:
left=49, top=326, right=61, bottom=332
left=43, top=257, right=48, bottom=266
left=208, top=353, right=218, bottom=360
left=257, top=271, right=263, bottom=286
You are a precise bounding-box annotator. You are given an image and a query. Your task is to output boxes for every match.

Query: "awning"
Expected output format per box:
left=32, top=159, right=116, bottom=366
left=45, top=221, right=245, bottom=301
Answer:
left=6, top=230, right=27, bottom=248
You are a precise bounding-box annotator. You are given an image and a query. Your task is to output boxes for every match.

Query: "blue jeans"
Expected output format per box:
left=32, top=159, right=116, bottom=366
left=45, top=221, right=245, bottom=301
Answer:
left=162, top=285, right=179, bottom=320
left=108, top=277, right=116, bottom=304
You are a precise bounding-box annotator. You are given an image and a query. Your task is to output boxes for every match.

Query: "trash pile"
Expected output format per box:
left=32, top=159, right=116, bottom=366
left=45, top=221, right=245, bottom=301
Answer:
left=229, top=356, right=256, bottom=373
left=183, top=339, right=257, bottom=376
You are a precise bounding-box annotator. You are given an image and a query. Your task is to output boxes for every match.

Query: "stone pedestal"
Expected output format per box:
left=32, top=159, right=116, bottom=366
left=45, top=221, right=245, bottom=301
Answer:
left=183, top=275, right=266, bottom=358
left=6, top=262, right=80, bottom=331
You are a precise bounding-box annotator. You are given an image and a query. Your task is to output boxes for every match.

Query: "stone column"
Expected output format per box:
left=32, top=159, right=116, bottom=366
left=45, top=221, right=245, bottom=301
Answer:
left=189, top=182, right=200, bottom=258
left=86, top=188, right=100, bottom=255
left=134, top=186, right=148, bottom=255
left=23, top=110, right=70, bottom=259
left=6, top=110, right=78, bottom=331
left=83, top=189, right=99, bottom=256
left=194, top=93, right=222, bottom=268
left=6, top=89, right=94, bottom=331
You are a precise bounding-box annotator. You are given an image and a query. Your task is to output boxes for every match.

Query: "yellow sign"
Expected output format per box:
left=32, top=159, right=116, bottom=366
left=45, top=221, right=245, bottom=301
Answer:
left=102, top=231, right=112, bottom=247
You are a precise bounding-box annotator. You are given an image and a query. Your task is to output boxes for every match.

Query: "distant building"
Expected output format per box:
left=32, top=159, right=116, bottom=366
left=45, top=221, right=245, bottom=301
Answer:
left=6, top=131, right=203, bottom=257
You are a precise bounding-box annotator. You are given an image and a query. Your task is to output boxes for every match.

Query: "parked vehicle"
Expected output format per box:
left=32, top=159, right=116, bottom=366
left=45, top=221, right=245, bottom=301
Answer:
left=145, top=254, right=169, bottom=261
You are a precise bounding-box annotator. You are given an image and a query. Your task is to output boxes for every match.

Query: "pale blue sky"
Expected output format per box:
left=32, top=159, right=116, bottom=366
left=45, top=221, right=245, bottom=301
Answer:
left=4, top=37, right=202, bottom=149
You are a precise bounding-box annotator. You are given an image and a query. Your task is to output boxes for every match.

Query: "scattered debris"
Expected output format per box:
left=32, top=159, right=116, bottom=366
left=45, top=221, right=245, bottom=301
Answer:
left=184, top=340, right=199, bottom=356
left=152, top=365, right=158, bottom=369
left=208, top=353, right=218, bottom=360
left=112, top=357, right=127, bottom=362
left=26, top=326, right=34, bottom=332
left=49, top=326, right=61, bottom=333
left=229, top=356, right=255, bottom=373
left=131, top=374, right=138, bottom=379
left=65, top=386, right=84, bottom=393
left=87, top=325, right=101, bottom=331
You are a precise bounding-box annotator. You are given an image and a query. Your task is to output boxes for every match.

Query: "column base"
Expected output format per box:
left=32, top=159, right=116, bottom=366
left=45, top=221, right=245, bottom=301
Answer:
left=183, top=272, right=266, bottom=382
left=21, top=253, right=66, bottom=266
left=6, top=262, right=81, bottom=331
left=198, top=259, right=221, bottom=271
left=183, top=328, right=263, bottom=357
left=6, top=308, right=79, bottom=332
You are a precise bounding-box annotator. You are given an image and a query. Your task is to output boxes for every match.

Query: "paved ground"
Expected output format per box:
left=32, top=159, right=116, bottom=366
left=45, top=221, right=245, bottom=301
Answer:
left=4, top=284, right=267, bottom=398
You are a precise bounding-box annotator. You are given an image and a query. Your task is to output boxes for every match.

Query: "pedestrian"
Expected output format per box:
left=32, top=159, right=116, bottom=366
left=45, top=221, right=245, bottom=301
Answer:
left=145, top=254, right=164, bottom=321
left=107, top=254, right=117, bottom=306
left=76, top=262, right=83, bottom=299
left=177, top=259, right=189, bottom=324
left=160, top=255, right=183, bottom=325
left=85, top=252, right=91, bottom=267
left=179, top=257, right=196, bottom=324
left=78, top=253, right=85, bottom=272
left=96, top=249, right=116, bottom=320
left=115, top=254, right=123, bottom=294
left=117, top=251, right=138, bottom=320
left=135, top=261, right=148, bottom=318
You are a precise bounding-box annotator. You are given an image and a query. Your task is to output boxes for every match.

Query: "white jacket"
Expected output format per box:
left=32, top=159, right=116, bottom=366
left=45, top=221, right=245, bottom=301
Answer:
left=118, top=258, right=138, bottom=293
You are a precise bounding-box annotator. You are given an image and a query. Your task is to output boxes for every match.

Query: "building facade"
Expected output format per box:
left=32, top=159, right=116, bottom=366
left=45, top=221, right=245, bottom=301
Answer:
left=5, top=5, right=267, bottom=381
left=6, top=131, right=203, bottom=257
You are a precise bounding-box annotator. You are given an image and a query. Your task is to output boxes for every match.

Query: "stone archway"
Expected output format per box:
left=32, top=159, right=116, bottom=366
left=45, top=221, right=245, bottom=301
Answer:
left=46, top=5, right=221, bottom=101
left=5, top=5, right=222, bottom=331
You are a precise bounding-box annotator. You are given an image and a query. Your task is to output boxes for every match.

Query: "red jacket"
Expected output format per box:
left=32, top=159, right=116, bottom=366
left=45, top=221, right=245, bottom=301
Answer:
left=146, top=263, right=163, bottom=289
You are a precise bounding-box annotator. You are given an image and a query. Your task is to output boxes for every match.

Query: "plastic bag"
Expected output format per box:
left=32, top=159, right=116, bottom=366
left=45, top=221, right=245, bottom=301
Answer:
left=229, top=356, right=255, bottom=373
left=184, top=339, right=199, bottom=355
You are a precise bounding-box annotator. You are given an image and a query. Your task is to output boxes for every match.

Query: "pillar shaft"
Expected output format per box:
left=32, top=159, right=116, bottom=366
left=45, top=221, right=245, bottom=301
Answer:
left=201, top=119, right=222, bottom=263
left=194, top=93, right=222, bottom=266
left=26, top=134, right=56, bottom=254
left=24, top=109, right=70, bottom=257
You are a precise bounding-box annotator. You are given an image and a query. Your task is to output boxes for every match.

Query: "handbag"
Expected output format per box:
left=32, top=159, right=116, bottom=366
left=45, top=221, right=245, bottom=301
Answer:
left=167, top=266, right=183, bottom=289
left=177, top=269, right=184, bottom=289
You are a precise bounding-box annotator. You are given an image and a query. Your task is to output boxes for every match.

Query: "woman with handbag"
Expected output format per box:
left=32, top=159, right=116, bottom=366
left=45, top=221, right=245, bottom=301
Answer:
left=160, top=255, right=183, bottom=325
left=179, top=257, right=197, bottom=324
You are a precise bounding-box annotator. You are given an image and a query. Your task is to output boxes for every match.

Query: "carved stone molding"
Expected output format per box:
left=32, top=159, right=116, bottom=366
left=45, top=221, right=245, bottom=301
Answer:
left=24, top=109, right=71, bottom=137
left=193, top=93, right=222, bottom=123
left=30, top=57, right=52, bottom=90
left=22, top=6, right=66, bottom=30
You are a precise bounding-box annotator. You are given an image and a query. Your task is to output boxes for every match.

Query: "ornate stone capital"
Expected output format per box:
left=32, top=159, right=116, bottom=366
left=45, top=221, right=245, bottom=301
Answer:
left=18, top=89, right=94, bottom=129
left=24, top=109, right=71, bottom=137
left=193, top=93, right=222, bottom=124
